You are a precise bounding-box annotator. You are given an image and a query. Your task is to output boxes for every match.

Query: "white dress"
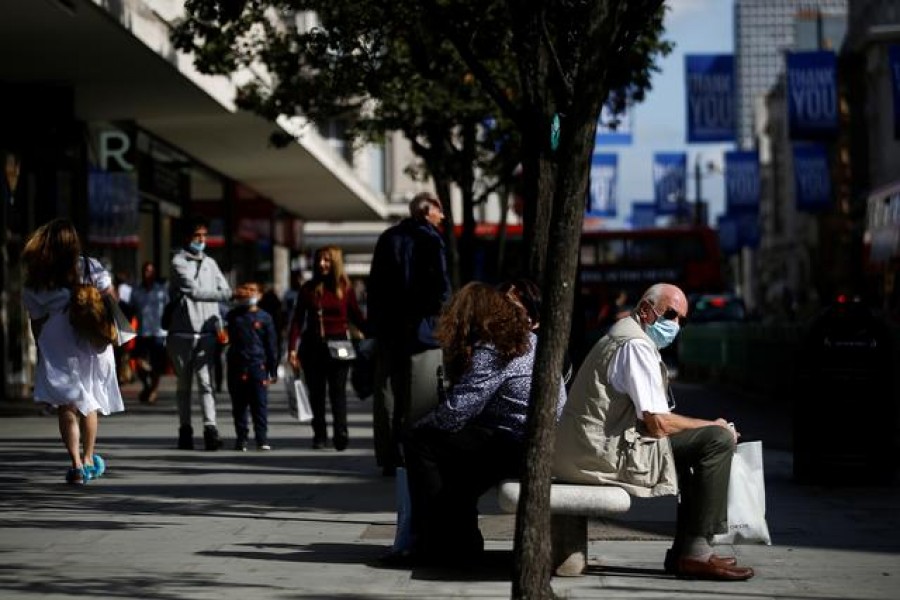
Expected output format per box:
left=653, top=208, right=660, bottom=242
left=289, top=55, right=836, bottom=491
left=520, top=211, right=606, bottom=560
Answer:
left=23, top=257, right=125, bottom=416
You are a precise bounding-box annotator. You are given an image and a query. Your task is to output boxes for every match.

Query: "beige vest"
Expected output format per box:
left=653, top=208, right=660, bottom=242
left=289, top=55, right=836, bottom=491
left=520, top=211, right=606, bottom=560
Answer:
left=553, top=316, right=678, bottom=497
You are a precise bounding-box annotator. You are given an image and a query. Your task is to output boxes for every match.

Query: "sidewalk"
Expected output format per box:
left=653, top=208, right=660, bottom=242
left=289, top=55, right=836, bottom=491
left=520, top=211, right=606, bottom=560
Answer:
left=1, top=376, right=898, bottom=599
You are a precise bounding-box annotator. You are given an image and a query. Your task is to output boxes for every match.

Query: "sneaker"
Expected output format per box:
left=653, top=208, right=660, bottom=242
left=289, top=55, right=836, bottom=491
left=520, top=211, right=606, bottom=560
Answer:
left=235, top=440, right=248, bottom=452
left=312, top=438, right=328, bottom=450
left=257, top=444, right=272, bottom=451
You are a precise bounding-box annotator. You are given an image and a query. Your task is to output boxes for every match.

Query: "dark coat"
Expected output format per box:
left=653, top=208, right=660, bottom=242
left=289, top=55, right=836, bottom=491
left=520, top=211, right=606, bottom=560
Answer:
left=368, top=218, right=451, bottom=353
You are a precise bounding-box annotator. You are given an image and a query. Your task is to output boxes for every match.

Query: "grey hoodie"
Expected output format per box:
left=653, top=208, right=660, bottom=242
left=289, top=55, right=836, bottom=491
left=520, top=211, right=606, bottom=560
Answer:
left=167, top=248, right=232, bottom=335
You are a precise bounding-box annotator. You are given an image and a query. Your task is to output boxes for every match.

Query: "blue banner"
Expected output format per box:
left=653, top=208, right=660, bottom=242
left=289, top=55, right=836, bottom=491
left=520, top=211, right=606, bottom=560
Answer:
left=725, top=151, right=760, bottom=215
left=890, top=45, right=900, bottom=139
left=595, top=104, right=633, bottom=146
left=653, top=152, right=687, bottom=215
left=587, top=153, right=618, bottom=217
left=787, top=51, right=838, bottom=140
left=717, top=215, right=739, bottom=256
left=630, top=202, right=656, bottom=229
left=736, top=213, right=761, bottom=249
left=685, top=54, right=736, bottom=143
left=793, top=144, right=832, bottom=211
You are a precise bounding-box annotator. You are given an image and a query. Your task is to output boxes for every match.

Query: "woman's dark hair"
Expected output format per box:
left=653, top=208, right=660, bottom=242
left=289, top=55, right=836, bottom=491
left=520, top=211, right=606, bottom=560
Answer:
left=498, top=278, right=542, bottom=326
left=21, top=218, right=82, bottom=291
left=435, top=282, right=530, bottom=383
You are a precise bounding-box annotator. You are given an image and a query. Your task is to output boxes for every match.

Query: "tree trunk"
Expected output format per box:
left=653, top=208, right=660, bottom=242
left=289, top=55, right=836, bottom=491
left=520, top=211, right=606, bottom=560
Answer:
left=459, top=119, right=478, bottom=283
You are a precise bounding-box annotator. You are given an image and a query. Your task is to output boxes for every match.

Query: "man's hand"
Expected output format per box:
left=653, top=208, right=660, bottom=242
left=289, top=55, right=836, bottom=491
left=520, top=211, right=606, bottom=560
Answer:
left=715, top=418, right=740, bottom=443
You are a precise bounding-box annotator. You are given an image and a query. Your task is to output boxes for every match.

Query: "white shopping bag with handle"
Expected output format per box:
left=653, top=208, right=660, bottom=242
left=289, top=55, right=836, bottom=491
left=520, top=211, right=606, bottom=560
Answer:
left=713, top=440, right=772, bottom=545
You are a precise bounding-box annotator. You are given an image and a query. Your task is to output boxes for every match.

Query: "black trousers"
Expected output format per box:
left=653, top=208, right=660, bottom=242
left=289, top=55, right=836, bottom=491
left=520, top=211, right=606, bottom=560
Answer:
left=403, top=424, right=524, bottom=560
left=668, top=424, right=735, bottom=551
left=301, top=343, right=350, bottom=444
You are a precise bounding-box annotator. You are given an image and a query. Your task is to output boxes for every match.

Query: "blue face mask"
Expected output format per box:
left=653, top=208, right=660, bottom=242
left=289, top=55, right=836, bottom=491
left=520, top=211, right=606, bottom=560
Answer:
left=188, top=241, right=205, bottom=254
left=247, top=297, right=258, bottom=307
left=646, top=317, right=680, bottom=349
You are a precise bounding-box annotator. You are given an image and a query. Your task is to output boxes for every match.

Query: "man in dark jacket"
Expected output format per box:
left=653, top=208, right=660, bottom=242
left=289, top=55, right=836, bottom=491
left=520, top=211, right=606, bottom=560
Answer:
left=368, top=193, right=451, bottom=475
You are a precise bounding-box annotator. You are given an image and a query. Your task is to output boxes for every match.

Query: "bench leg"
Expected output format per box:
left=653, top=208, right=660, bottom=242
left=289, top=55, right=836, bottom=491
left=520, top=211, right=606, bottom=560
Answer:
left=551, top=514, right=587, bottom=577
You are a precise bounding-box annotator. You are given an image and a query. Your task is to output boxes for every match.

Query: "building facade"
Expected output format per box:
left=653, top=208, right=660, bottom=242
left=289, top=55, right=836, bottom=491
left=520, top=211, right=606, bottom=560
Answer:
left=735, top=0, right=848, bottom=149
left=0, top=0, right=395, bottom=399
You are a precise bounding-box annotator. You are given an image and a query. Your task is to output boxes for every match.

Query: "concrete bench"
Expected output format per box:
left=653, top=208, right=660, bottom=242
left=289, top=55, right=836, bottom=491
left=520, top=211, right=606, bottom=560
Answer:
left=497, top=480, right=631, bottom=576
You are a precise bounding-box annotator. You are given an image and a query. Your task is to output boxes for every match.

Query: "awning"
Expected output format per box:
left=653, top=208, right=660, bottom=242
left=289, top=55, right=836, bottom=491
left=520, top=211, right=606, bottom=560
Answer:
left=0, top=0, right=388, bottom=222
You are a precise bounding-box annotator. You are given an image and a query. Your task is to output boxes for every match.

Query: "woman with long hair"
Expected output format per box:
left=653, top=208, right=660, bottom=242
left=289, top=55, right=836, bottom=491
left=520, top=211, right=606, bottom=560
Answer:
left=396, top=282, right=567, bottom=566
left=288, top=246, right=366, bottom=450
left=21, top=218, right=124, bottom=484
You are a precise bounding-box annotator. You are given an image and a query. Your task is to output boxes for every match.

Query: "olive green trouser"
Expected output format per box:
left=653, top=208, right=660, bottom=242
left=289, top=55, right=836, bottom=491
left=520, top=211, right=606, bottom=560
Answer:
left=668, top=424, right=735, bottom=549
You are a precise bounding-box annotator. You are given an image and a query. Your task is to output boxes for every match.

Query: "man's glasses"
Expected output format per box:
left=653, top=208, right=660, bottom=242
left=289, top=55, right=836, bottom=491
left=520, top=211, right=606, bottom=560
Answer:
left=651, top=304, right=687, bottom=326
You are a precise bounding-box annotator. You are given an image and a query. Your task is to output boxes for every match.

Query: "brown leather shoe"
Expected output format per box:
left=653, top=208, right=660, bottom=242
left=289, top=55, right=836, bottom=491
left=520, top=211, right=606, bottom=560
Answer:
left=675, top=557, right=755, bottom=581
left=664, top=549, right=737, bottom=573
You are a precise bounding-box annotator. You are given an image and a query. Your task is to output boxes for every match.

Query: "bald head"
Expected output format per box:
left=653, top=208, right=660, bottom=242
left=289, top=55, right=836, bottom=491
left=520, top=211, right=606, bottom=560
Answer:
left=636, top=283, right=688, bottom=326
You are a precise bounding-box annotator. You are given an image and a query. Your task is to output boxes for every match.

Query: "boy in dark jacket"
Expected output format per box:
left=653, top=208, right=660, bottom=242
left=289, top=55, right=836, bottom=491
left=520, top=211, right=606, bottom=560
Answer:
left=226, top=282, right=278, bottom=451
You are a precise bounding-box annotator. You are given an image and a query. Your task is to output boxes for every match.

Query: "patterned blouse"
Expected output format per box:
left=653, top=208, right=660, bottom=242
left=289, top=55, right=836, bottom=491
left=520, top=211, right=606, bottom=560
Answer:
left=417, top=332, right=567, bottom=441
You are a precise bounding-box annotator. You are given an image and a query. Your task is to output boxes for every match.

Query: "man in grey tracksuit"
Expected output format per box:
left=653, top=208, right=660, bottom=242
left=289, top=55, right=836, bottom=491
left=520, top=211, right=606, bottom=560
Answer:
left=166, top=218, right=233, bottom=450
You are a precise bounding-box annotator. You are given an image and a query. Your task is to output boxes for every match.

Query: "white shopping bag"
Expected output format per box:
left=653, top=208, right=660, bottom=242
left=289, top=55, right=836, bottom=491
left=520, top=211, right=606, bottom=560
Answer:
left=713, top=440, right=772, bottom=545
left=285, top=370, right=313, bottom=423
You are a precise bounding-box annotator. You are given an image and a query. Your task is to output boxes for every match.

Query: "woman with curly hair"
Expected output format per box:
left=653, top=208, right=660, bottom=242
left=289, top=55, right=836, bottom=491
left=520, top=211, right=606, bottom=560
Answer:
left=288, top=245, right=366, bottom=451
left=21, top=218, right=124, bottom=484
left=398, top=282, right=567, bottom=567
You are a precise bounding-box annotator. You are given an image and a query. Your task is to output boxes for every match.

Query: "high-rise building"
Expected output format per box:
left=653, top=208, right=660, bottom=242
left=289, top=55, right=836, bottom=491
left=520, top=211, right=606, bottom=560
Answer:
left=734, top=0, right=847, bottom=149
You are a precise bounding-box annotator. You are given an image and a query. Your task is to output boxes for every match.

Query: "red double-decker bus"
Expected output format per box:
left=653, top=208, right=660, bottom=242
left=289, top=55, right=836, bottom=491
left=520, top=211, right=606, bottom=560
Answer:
left=459, top=223, right=725, bottom=330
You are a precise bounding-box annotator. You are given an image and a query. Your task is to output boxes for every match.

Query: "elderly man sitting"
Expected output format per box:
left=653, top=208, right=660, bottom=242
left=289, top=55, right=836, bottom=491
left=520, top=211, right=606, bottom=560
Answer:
left=553, top=283, right=754, bottom=581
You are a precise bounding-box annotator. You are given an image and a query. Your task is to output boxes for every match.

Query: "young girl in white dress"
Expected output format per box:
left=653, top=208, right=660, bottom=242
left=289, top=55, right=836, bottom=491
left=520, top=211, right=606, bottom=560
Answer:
left=21, top=218, right=124, bottom=484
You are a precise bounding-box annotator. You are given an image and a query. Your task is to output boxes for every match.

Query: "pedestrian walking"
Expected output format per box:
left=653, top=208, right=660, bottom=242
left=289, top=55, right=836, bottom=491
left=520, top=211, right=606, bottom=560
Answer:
left=368, top=192, right=451, bottom=475
left=288, top=245, right=366, bottom=451
left=21, top=218, right=123, bottom=484
left=130, top=261, right=168, bottom=404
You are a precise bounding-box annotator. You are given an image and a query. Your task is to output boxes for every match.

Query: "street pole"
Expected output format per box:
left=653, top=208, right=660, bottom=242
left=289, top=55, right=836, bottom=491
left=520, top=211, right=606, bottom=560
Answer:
left=694, top=157, right=702, bottom=226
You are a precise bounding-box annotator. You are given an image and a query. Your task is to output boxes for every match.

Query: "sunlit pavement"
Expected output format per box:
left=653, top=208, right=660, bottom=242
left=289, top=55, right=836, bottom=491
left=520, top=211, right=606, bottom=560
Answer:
left=1, top=376, right=898, bottom=599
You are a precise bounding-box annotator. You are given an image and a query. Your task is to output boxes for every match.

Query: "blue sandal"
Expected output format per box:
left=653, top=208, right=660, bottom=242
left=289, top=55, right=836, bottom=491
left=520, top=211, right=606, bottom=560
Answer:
left=65, top=467, right=87, bottom=485
left=85, top=454, right=106, bottom=480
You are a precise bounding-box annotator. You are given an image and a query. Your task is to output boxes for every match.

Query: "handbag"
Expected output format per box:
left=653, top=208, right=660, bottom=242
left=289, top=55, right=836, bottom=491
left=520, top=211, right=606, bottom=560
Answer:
left=712, top=440, right=772, bottom=545
left=285, top=368, right=313, bottom=422
left=69, top=284, right=117, bottom=349
left=69, top=256, right=136, bottom=349
left=326, top=338, right=357, bottom=361
left=317, top=304, right=356, bottom=361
